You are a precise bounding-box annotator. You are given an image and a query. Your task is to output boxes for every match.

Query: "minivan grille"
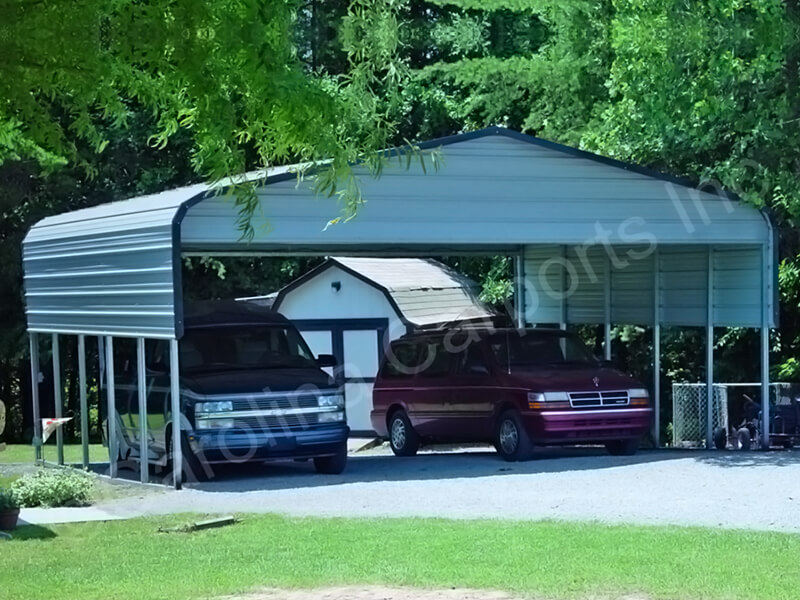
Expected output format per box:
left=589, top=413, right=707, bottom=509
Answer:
left=568, top=390, right=629, bottom=408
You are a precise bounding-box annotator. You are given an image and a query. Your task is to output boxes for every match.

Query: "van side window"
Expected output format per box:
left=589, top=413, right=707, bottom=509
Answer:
left=455, top=342, right=489, bottom=375
left=381, top=342, right=421, bottom=378
left=417, top=339, right=451, bottom=377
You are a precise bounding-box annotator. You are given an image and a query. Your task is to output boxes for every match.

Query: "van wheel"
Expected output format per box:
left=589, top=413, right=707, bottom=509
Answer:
left=313, top=443, right=347, bottom=474
left=388, top=410, right=420, bottom=457
left=495, top=410, right=532, bottom=462
left=605, top=438, right=639, bottom=456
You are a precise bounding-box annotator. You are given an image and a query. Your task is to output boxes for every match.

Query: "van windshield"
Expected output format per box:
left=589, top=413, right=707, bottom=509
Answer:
left=180, top=325, right=317, bottom=373
left=488, top=331, right=598, bottom=370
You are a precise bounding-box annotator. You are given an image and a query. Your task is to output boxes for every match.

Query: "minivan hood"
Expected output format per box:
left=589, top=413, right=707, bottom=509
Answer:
left=181, top=367, right=335, bottom=396
left=503, top=366, right=640, bottom=392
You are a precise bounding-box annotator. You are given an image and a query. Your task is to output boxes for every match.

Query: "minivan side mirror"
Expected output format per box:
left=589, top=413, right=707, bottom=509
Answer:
left=468, top=364, right=489, bottom=375
left=316, top=354, right=338, bottom=368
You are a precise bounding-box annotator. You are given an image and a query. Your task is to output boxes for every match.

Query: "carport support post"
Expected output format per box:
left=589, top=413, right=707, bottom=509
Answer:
left=705, top=248, right=714, bottom=449
left=761, top=243, right=770, bottom=448
left=52, top=333, right=64, bottom=465
left=653, top=248, right=661, bottom=447
left=169, top=338, right=182, bottom=490
left=104, top=336, right=118, bottom=478
left=78, top=334, right=89, bottom=469
left=514, top=253, right=526, bottom=327
left=604, top=256, right=612, bottom=360
left=29, top=333, right=42, bottom=463
left=136, top=338, right=149, bottom=484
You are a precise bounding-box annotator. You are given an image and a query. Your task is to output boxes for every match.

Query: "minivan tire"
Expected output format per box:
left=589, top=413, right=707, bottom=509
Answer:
left=388, top=410, right=420, bottom=456
left=313, top=443, right=348, bottom=474
left=495, top=410, right=533, bottom=462
left=605, top=438, right=639, bottom=456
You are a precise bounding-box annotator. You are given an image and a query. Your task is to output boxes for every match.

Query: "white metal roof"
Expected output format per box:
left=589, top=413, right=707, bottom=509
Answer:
left=22, top=127, right=777, bottom=338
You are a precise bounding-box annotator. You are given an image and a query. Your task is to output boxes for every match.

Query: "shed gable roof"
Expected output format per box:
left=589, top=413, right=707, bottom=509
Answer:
left=273, top=257, right=495, bottom=329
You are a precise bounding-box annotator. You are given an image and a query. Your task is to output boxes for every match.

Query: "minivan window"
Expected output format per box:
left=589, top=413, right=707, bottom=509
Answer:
left=382, top=342, right=420, bottom=378
left=417, top=340, right=451, bottom=377
left=454, top=342, right=489, bottom=375
left=180, top=325, right=316, bottom=372
left=489, top=332, right=596, bottom=370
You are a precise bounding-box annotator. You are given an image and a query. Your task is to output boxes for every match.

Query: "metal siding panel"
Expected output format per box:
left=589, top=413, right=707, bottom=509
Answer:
left=523, top=245, right=564, bottom=324
left=713, top=246, right=762, bottom=327
left=659, top=246, right=708, bottom=326
left=182, top=135, right=769, bottom=249
left=565, top=246, right=605, bottom=324
left=23, top=223, right=178, bottom=338
left=611, top=246, right=656, bottom=325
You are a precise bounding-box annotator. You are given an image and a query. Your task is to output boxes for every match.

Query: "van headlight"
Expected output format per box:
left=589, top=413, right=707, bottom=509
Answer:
left=196, top=401, right=233, bottom=414
left=317, top=394, right=344, bottom=408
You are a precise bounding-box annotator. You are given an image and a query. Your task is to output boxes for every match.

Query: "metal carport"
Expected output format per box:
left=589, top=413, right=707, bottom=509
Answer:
left=22, top=127, right=777, bottom=488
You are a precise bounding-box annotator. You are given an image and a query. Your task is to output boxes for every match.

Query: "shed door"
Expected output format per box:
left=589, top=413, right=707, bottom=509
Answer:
left=294, top=319, right=388, bottom=435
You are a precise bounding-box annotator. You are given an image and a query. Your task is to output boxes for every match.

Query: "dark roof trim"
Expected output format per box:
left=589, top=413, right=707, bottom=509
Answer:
left=271, top=258, right=411, bottom=328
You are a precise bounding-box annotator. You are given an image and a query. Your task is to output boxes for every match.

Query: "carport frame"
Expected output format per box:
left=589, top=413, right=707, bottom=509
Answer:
left=22, top=127, right=778, bottom=488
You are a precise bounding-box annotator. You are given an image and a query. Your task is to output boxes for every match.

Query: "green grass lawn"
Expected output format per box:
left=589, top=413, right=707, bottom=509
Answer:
left=2, top=515, right=799, bottom=600
left=0, top=443, right=107, bottom=465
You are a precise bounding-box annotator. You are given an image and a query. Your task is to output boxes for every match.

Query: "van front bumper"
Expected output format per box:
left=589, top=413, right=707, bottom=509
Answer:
left=188, top=424, right=349, bottom=463
left=524, top=407, right=652, bottom=443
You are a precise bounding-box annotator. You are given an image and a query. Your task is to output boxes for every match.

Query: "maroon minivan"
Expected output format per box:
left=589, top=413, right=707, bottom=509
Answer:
left=371, top=327, right=652, bottom=461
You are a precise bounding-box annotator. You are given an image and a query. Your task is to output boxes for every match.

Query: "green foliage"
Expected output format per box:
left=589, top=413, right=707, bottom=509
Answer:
left=11, top=469, right=93, bottom=508
left=0, top=487, right=19, bottom=511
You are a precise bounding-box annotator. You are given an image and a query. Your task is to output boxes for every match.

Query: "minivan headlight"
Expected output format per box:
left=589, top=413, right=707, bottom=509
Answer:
left=318, top=394, right=344, bottom=408
left=628, top=388, right=650, bottom=406
left=196, top=401, right=233, bottom=414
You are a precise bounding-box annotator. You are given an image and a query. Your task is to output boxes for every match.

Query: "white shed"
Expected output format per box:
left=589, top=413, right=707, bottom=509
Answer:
left=264, top=256, right=494, bottom=433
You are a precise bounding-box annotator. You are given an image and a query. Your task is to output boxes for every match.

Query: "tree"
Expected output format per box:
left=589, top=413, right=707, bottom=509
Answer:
left=0, top=0, right=410, bottom=237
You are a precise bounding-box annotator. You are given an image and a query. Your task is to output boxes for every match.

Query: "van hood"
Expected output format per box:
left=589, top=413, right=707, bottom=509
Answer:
left=181, top=367, right=336, bottom=396
left=504, top=366, right=640, bottom=393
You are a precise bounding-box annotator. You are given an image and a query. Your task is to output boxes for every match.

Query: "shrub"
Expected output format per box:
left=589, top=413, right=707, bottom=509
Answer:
left=11, top=469, right=93, bottom=508
left=0, top=488, right=19, bottom=511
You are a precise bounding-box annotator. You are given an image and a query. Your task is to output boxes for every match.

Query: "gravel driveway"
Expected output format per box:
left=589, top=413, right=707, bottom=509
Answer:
left=96, top=445, right=800, bottom=532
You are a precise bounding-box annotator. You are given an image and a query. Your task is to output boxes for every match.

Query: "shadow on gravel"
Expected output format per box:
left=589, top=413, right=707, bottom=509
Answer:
left=692, top=449, right=799, bottom=469
left=163, top=447, right=708, bottom=493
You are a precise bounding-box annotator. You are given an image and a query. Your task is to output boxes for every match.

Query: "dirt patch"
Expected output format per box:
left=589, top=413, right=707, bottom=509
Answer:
left=223, top=586, right=521, bottom=600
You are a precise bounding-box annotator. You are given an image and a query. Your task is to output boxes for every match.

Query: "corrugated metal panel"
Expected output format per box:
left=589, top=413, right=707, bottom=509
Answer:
left=565, top=246, right=605, bottom=324
left=659, top=246, right=709, bottom=327
left=22, top=187, right=198, bottom=338
left=523, top=245, right=565, bottom=324
left=182, top=133, right=770, bottom=250
left=611, top=246, right=656, bottom=326
left=23, top=128, right=775, bottom=338
left=713, top=247, right=762, bottom=327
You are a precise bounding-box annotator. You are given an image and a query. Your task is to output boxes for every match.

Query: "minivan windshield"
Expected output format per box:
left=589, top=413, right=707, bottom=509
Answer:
left=180, top=325, right=317, bottom=373
left=488, top=331, right=598, bottom=370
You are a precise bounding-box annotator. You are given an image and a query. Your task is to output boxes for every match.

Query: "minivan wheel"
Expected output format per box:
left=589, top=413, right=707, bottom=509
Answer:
left=605, top=438, right=639, bottom=456
left=389, top=410, right=420, bottom=457
left=495, top=410, right=532, bottom=462
left=313, top=443, right=347, bottom=475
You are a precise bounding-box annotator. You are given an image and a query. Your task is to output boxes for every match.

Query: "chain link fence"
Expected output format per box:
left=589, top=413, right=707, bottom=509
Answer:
left=672, top=382, right=791, bottom=448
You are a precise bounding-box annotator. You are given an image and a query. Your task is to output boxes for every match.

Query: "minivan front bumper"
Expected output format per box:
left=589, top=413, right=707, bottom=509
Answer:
left=188, top=424, right=349, bottom=463
left=524, top=407, right=652, bottom=443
